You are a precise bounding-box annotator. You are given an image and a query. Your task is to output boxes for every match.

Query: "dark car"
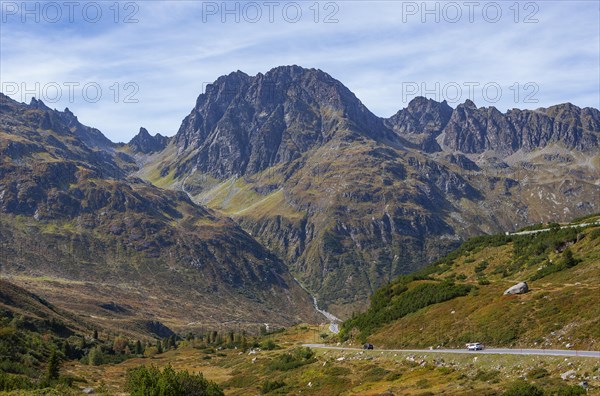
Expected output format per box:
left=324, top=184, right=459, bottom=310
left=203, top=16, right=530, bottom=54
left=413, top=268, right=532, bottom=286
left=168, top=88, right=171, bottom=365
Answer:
left=363, top=343, right=374, bottom=350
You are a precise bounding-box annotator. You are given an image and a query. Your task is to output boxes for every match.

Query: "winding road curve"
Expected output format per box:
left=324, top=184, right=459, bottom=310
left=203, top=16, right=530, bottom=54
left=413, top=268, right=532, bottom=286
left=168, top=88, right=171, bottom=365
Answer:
left=303, top=344, right=600, bottom=358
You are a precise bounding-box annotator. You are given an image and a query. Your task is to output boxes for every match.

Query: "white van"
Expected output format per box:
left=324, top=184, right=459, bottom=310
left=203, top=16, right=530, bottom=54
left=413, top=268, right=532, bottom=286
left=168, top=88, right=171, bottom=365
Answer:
left=466, top=343, right=483, bottom=351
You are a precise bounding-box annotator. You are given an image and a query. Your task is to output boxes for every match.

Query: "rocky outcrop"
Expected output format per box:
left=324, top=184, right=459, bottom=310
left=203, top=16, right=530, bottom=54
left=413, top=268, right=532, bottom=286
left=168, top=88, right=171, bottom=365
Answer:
left=385, top=96, right=453, bottom=152
left=442, top=101, right=600, bottom=155
left=503, top=282, right=529, bottom=295
left=128, top=127, right=169, bottom=154
left=59, top=106, right=115, bottom=150
left=143, top=320, right=175, bottom=338
left=389, top=97, right=600, bottom=155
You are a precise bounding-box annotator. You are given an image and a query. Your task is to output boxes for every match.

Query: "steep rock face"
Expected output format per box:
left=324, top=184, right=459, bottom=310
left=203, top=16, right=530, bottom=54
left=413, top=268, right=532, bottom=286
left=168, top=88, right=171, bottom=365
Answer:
left=442, top=100, right=600, bottom=154
left=173, top=66, right=400, bottom=179
left=508, top=104, right=600, bottom=152
left=0, top=93, right=320, bottom=329
left=128, top=127, right=169, bottom=154
left=442, top=100, right=519, bottom=154
left=385, top=96, right=453, bottom=152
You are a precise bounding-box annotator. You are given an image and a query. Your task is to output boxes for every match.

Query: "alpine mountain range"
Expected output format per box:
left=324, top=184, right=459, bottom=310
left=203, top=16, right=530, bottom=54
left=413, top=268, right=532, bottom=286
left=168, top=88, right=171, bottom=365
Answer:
left=1, top=65, right=599, bottom=331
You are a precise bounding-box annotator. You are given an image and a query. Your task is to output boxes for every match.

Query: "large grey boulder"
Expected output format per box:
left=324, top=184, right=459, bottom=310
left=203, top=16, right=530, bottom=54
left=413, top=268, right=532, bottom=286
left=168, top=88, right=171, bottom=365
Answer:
left=503, top=282, right=529, bottom=295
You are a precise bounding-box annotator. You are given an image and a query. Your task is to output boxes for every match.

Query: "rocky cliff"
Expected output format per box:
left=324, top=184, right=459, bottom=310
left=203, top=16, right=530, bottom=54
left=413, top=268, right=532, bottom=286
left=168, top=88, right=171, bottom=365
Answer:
left=440, top=100, right=600, bottom=155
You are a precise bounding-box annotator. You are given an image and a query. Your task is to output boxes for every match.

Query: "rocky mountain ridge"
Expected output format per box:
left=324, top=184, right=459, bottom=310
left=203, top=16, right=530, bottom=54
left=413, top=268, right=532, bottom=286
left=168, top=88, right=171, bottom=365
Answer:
left=439, top=100, right=600, bottom=155
left=170, top=67, right=599, bottom=181
left=142, top=66, right=599, bottom=317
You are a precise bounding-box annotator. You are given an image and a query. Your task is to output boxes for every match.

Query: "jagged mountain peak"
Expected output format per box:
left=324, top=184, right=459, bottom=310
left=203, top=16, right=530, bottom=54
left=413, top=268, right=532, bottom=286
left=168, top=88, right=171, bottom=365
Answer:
left=29, top=97, right=51, bottom=110
left=256, top=65, right=326, bottom=80
left=197, top=65, right=361, bottom=112
left=128, top=127, right=169, bottom=154
left=174, top=66, right=397, bottom=179
left=62, top=107, right=76, bottom=118
left=406, top=95, right=449, bottom=109
left=0, top=92, right=134, bottom=178
left=545, top=101, right=580, bottom=112
left=462, top=98, right=478, bottom=109
left=385, top=96, right=453, bottom=152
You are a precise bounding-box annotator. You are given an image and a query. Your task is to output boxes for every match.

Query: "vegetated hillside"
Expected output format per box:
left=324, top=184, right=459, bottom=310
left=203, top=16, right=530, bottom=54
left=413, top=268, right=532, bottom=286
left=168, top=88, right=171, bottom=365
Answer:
left=0, top=278, right=209, bottom=394
left=341, top=214, right=600, bottom=350
left=140, top=65, right=600, bottom=318
left=0, top=278, right=90, bottom=390
left=0, top=93, right=321, bottom=335
left=0, top=278, right=88, bottom=334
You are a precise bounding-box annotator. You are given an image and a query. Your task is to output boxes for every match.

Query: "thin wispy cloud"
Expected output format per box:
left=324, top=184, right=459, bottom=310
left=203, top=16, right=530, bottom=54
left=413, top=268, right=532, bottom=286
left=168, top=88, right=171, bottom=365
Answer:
left=1, top=0, right=598, bottom=142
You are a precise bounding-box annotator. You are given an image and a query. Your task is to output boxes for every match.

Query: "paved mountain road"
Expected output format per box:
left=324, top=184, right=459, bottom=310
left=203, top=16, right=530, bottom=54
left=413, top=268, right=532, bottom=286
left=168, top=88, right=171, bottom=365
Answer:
left=508, top=221, right=600, bottom=236
left=303, top=344, right=600, bottom=358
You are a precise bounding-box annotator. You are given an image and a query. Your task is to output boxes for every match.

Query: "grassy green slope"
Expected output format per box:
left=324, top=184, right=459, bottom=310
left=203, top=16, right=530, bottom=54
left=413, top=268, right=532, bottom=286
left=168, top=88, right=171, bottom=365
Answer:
left=0, top=279, right=92, bottom=391
left=342, top=215, right=600, bottom=350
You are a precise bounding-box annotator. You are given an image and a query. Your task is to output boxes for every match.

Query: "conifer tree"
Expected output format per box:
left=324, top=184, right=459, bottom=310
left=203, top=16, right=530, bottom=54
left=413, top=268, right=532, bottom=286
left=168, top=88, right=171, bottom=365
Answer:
left=62, top=340, right=72, bottom=359
left=135, top=340, right=144, bottom=355
left=46, top=348, right=60, bottom=380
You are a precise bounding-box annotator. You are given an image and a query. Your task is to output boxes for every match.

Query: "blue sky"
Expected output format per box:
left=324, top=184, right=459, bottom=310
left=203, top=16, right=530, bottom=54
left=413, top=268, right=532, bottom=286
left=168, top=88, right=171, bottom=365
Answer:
left=1, top=0, right=599, bottom=142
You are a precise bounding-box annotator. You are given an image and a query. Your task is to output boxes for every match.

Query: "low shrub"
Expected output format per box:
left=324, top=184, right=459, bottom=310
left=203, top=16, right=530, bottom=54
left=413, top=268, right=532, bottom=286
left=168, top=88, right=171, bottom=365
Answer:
left=416, top=378, right=431, bottom=389
left=0, top=372, right=35, bottom=391
left=477, top=278, right=490, bottom=285
left=267, top=347, right=315, bottom=371
left=261, top=340, right=278, bottom=350
left=475, top=369, right=500, bottom=382
left=125, top=364, right=224, bottom=396
left=501, top=380, right=543, bottom=396
left=550, top=384, right=586, bottom=395
left=364, top=366, right=389, bottom=381
left=326, top=366, right=351, bottom=376
left=261, top=380, right=286, bottom=393
left=531, top=249, right=580, bottom=281
left=527, top=367, right=549, bottom=379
